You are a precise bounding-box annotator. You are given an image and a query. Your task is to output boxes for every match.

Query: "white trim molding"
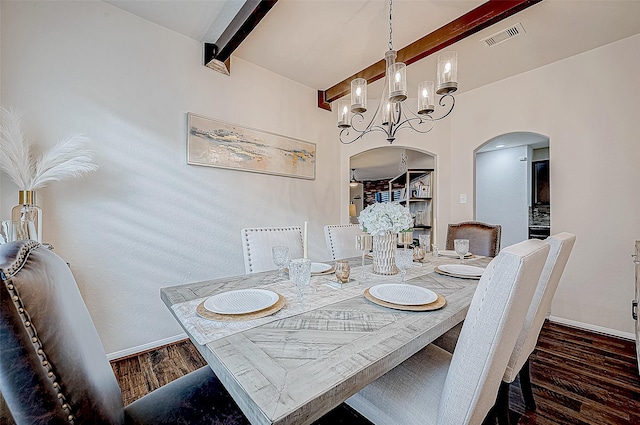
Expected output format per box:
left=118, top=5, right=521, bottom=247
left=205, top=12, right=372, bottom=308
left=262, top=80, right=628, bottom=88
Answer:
left=549, top=316, right=634, bottom=341
left=106, top=333, right=188, bottom=361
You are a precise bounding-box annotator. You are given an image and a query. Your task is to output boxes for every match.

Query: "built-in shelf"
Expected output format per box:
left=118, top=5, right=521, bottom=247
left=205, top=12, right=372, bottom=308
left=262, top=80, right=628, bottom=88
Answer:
left=389, top=169, right=435, bottom=247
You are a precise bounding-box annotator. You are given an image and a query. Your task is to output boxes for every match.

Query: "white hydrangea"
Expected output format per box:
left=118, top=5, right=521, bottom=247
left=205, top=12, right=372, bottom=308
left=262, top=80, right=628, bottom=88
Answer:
left=358, top=202, right=413, bottom=236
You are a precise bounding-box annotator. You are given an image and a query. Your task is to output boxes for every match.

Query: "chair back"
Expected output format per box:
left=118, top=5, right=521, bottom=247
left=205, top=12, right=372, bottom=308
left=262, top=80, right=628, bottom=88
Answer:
left=241, top=227, right=304, bottom=273
left=323, top=224, right=364, bottom=260
left=445, top=221, right=501, bottom=257
left=503, top=232, right=576, bottom=382
left=0, top=241, right=124, bottom=425
left=437, top=239, right=549, bottom=425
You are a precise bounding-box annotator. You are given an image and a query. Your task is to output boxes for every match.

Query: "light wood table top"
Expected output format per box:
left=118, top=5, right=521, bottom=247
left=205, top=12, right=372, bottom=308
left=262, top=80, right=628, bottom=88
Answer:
left=161, top=255, right=491, bottom=425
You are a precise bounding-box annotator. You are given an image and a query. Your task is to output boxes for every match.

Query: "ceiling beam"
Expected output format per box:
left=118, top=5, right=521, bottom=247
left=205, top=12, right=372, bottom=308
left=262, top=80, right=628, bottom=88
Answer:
left=317, top=0, right=543, bottom=110
left=204, top=0, right=278, bottom=75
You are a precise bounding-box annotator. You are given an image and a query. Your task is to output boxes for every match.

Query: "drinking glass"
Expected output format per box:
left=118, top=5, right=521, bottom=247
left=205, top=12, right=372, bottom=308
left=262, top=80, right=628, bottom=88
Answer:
left=289, top=258, right=312, bottom=301
left=355, top=233, right=372, bottom=281
left=272, top=246, right=289, bottom=281
left=418, top=234, right=430, bottom=249
left=334, top=260, right=351, bottom=283
left=413, top=246, right=426, bottom=262
left=395, top=249, right=414, bottom=283
left=454, top=239, right=470, bottom=263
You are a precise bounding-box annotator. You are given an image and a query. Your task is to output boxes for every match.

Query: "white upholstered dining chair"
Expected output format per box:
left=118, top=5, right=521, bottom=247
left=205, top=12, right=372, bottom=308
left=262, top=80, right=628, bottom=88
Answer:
left=494, top=232, right=576, bottom=424
left=323, top=224, right=364, bottom=260
left=240, top=226, right=304, bottom=274
left=346, top=239, right=550, bottom=425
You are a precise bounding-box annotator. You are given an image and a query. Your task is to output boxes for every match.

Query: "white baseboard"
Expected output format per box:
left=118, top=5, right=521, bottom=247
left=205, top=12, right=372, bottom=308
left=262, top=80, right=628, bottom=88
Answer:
left=549, top=316, right=635, bottom=341
left=106, top=333, right=188, bottom=361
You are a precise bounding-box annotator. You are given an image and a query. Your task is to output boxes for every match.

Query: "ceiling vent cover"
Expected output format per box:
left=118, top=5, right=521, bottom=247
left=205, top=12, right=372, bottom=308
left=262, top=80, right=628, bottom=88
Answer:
left=481, top=23, right=525, bottom=47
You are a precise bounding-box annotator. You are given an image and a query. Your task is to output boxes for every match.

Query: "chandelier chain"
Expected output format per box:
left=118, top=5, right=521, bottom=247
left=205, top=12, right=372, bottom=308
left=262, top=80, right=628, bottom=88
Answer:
left=388, top=0, right=393, bottom=51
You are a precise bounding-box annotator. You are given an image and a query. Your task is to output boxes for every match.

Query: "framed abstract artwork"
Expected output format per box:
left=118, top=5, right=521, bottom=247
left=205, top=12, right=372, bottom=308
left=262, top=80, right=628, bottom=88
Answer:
left=187, top=113, right=316, bottom=180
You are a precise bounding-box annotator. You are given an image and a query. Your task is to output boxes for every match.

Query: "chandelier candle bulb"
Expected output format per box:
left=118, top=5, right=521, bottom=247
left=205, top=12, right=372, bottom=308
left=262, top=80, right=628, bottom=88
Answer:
left=388, top=62, right=407, bottom=102
left=418, top=81, right=435, bottom=115
left=436, top=51, right=458, bottom=95
left=350, top=78, right=367, bottom=113
left=337, top=99, right=351, bottom=128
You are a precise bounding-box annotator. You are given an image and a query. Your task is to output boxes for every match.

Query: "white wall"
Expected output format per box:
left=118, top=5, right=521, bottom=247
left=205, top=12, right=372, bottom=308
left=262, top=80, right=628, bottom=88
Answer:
left=476, top=145, right=529, bottom=247
left=1, top=1, right=340, bottom=355
left=448, top=34, right=640, bottom=338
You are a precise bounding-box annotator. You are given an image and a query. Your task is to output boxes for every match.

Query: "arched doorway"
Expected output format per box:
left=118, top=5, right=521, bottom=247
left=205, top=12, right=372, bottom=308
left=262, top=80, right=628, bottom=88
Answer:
left=475, top=132, right=549, bottom=246
left=350, top=146, right=435, bottom=211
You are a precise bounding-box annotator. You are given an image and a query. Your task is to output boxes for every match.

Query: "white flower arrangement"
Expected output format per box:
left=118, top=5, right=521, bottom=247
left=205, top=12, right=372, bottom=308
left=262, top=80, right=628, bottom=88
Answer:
left=358, top=202, right=413, bottom=236
left=0, top=106, right=97, bottom=191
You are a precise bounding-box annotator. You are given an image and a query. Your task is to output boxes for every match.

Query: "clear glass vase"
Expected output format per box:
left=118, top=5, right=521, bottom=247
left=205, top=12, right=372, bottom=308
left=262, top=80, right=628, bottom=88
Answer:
left=11, top=190, right=42, bottom=242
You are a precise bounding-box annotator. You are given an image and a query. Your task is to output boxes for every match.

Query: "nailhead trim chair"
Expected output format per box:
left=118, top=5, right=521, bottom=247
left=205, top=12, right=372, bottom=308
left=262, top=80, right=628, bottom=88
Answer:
left=0, top=240, right=250, bottom=425
left=346, top=239, right=549, bottom=425
left=241, top=227, right=304, bottom=274
left=323, top=224, right=364, bottom=260
left=445, top=221, right=502, bottom=257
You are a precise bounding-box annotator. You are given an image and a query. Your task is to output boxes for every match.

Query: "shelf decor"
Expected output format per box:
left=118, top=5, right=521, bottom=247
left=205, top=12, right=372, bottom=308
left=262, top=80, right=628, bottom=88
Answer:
left=359, top=202, right=412, bottom=275
left=187, top=113, right=316, bottom=180
left=0, top=107, right=97, bottom=243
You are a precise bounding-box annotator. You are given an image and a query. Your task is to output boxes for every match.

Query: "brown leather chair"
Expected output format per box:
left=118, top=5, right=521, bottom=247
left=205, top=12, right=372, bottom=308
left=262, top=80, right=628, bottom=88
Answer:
left=445, top=221, right=502, bottom=257
left=0, top=240, right=250, bottom=425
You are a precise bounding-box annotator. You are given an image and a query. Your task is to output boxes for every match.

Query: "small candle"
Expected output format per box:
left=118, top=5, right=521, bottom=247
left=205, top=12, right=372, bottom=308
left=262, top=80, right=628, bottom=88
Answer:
left=303, top=221, right=308, bottom=259
left=432, top=217, right=437, bottom=246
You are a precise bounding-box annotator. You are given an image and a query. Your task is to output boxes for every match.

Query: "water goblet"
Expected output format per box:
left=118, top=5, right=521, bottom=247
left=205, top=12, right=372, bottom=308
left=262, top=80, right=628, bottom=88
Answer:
left=272, top=246, right=289, bottom=281
left=289, top=258, right=312, bottom=302
left=355, top=233, right=372, bottom=281
left=395, top=249, right=414, bottom=284
left=418, top=234, right=430, bottom=250
left=334, top=260, right=351, bottom=284
left=454, top=239, right=470, bottom=264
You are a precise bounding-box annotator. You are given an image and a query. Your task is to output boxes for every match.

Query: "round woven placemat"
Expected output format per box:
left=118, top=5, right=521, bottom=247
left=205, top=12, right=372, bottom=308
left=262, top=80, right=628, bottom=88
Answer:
left=196, top=294, right=286, bottom=322
left=433, top=266, right=482, bottom=280
left=364, top=289, right=446, bottom=311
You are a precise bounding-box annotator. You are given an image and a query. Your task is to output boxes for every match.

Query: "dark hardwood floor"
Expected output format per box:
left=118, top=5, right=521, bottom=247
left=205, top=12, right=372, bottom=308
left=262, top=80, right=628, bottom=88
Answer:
left=2, top=321, right=635, bottom=424
left=110, top=321, right=640, bottom=425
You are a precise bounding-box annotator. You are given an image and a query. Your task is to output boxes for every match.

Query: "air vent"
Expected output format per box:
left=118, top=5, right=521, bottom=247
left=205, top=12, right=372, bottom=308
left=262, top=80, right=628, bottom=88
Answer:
left=481, top=23, right=525, bottom=47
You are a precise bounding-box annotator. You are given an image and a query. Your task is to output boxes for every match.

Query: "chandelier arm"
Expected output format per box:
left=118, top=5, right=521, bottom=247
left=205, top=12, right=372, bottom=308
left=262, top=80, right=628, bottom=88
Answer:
left=427, top=94, right=456, bottom=121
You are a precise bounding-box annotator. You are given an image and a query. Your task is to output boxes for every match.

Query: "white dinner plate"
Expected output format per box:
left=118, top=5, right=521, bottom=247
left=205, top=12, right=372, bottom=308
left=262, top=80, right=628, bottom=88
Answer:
left=437, top=264, right=485, bottom=277
left=438, top=250, right=473, bottom=258
left=369, top=284, right=438, bottom=306
left=311, top=262, right=332, bottom=274
left=203, top=289, right=279, bottom=315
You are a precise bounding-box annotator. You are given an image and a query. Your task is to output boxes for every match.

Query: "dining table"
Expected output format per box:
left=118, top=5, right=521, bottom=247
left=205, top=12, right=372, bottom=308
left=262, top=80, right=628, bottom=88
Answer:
left=160, top=253, right=492, bottom=425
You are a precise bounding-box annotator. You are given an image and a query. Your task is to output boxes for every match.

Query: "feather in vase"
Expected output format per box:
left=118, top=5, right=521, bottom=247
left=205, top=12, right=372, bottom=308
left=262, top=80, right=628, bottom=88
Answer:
left=0, top=106, right=97, bottom=190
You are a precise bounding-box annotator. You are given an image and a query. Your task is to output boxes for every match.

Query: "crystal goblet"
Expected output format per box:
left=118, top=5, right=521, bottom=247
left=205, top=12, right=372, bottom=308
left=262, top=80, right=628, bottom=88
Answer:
left=395, top=249, right=414, bottom=284
left=272, top=246, right=289, bottom=281
left=454, top=239, right=470, bottom=264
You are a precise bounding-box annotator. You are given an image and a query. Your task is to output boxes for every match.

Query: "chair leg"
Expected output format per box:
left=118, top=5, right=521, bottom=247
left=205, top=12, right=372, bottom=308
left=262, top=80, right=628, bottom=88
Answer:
left=519, top=358, right=537, bottom=411
left=495, top=381, right=511, bottom=425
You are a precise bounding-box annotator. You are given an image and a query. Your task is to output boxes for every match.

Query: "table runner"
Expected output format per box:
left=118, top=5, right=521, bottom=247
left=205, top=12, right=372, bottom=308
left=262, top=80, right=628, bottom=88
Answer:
left=171, top=257, right=488, bottom=345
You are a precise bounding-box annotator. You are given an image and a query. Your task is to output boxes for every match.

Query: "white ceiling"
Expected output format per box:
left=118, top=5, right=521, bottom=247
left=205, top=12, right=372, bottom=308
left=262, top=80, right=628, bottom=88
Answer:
left=104, top=0, right=640, bottom=178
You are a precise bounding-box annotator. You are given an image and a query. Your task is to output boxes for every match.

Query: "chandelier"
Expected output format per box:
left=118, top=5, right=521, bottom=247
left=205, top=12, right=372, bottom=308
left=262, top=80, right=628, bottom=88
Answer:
left=337, top=0, right=458, bottom=145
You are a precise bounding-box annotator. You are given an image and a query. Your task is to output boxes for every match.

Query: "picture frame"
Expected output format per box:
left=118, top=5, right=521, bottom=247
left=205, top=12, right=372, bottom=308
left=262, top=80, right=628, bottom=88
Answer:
left=187, top=113, right=316, bottom=180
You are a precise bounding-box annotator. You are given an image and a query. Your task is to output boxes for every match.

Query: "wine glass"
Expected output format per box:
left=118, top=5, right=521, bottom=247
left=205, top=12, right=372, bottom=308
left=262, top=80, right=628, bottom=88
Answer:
left=355, top=233, right=372, bottom=281
left=395, top=249, right=414, bottom=284
left=272, top=246, right=289, bottom=281
left=454, top=239, right=469, bottom=264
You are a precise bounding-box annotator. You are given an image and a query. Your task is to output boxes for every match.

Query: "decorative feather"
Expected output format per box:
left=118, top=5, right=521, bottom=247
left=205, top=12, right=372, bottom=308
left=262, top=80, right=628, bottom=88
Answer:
left=31, top=135, right=98, bottom=190
left=0, top=107, right=35, bottom=189
left=0, top=106, right=97, bottom=190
